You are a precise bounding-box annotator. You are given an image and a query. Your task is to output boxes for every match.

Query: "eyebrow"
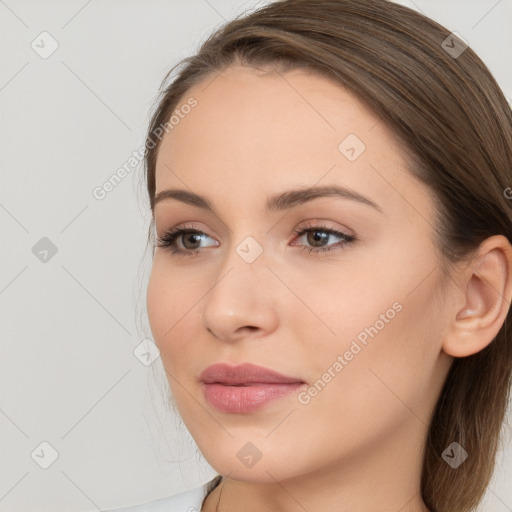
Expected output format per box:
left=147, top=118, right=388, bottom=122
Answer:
left=153, top=184, right=383, bottom=214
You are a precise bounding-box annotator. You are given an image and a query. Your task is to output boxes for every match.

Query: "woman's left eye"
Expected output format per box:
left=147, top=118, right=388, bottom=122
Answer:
left=155, top=224, right=356, bottom=257
left=291, top=225, right=356, bottom=254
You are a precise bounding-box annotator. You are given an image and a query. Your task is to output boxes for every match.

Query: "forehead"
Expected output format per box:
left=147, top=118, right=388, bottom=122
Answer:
left=154, top=64, right=431, bottom=220
left=157, top=65, right=386, bottom=167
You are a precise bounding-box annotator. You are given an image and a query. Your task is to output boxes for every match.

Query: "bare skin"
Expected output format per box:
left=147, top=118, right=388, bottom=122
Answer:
left=146, top=63, right=512, bottom=512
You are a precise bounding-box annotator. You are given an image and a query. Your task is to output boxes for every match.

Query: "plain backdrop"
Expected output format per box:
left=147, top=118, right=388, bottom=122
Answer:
left=1, top=1, right=511, bottom=511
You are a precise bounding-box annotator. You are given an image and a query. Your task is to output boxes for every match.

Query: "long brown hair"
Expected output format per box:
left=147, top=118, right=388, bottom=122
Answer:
left=142, top=1, right=512, bottom=510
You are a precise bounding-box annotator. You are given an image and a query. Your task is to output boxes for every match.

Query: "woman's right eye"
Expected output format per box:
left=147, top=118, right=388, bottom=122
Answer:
left=156, top=226, right=217, bottom=256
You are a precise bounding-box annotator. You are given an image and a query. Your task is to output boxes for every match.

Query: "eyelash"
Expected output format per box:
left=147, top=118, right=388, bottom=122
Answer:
left=155, top=222, right=356, bottom=258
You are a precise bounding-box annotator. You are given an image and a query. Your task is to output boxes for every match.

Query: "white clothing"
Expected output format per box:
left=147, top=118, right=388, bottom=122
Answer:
left=103, top=479, right=215, bottom=512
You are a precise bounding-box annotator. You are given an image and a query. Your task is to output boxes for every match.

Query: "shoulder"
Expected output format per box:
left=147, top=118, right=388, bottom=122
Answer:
left=103, top=479, right=214, bottom=512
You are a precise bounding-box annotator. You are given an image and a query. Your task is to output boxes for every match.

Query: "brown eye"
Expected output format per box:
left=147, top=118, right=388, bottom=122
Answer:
left=292, top=225, right=356, bottom=255
left=156, top=226, right=218, bottom=256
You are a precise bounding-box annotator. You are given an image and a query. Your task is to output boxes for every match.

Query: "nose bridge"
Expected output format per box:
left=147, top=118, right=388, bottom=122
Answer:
left=218, top=213, right=270, bottom=272
left=200, top=229, right=277, bottom=339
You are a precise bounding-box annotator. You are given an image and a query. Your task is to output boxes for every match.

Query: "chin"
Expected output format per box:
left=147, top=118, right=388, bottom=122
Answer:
left=197, top=440, right=308, bottom=484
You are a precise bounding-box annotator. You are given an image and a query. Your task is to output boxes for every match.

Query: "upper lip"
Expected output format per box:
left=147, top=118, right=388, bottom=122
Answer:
left=200, top=363, right=305, bottom=385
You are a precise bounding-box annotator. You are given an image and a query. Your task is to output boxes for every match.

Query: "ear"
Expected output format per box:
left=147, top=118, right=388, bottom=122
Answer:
left=442, top=235, right=512, bottom=358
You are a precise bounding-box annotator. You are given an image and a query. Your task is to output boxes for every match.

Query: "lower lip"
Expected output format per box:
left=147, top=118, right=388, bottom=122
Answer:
left=202, top=382, right=304, bottom=413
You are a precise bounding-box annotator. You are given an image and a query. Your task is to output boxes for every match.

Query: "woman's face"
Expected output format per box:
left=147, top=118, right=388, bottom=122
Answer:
left=146, top=64, right=454, bottom=484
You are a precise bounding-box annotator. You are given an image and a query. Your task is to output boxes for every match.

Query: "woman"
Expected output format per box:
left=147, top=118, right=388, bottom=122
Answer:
left=107, top=0, right=512, bottom=510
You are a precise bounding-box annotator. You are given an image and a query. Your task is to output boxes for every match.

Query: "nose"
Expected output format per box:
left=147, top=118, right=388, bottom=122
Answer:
left=200, top=239, right=279, bottom=342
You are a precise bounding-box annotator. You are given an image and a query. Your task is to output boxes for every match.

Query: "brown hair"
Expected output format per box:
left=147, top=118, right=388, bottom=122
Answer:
left=142, top=1, right=512, bottom=510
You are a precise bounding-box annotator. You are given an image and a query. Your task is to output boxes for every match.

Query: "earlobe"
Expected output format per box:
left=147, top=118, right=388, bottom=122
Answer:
left=442, top=235, right=512, bottom=358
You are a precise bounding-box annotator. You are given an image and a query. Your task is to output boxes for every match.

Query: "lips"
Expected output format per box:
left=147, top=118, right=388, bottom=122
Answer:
left=200, top=363, right=306, bottom=413
left=199, top=363, right=304, bottom=385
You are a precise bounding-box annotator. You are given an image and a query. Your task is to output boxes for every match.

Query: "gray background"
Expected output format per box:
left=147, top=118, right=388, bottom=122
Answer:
left=1, top=0, right=511, bottom=511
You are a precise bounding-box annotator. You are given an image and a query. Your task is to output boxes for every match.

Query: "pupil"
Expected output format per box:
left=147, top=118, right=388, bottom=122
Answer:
left=309, top=231, right=327, bottom=247
left=185, top=233, right=201, bottom=249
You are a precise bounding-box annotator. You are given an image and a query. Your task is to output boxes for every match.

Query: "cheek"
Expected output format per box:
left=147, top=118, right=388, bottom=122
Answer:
left=146, top=262, right=187, bottom=353
left=146, top=261, right=205, bottom=375
left=300, top=267, right=445, bottom=432
left=146, top=264, right=172, bottom=347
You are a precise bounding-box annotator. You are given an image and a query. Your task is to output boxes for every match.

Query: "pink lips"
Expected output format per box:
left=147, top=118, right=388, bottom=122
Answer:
left=200, top=363, right=305, bottom=414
